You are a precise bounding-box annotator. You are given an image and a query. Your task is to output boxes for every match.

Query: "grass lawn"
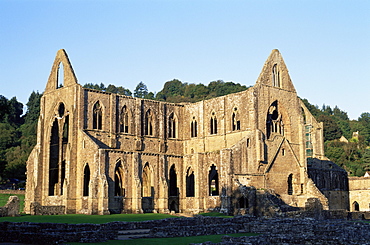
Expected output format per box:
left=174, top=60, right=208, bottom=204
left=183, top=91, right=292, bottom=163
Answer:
left=0, top=213, right=178, bottom=224
left=0, top=193, right=25, bottom=213
left=68, top=232, right=259, bottom=245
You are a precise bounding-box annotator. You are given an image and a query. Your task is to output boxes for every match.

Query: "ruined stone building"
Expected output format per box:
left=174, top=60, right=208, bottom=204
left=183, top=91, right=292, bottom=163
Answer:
left=24, top=49, right=349, bottom=215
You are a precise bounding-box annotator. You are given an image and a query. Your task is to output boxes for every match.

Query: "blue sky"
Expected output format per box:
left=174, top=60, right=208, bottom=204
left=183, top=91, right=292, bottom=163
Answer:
left=1, top=0, right=369, bottom=119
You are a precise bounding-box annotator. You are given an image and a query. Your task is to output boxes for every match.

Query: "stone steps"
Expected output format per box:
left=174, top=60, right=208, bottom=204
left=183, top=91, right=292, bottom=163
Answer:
left=117, top=229, right=151, bottom=240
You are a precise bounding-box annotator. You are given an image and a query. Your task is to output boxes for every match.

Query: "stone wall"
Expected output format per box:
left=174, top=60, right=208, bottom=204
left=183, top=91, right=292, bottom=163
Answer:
left=0, top=196, right=20, bottom=217
left=30, top=202, right=65, bottom=215
left=349, top=176, right=370, bottom=211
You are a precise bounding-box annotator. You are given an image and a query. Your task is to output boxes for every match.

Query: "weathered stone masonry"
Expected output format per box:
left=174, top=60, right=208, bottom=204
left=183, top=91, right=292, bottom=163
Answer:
left=24, top=49, right=348, bottom=215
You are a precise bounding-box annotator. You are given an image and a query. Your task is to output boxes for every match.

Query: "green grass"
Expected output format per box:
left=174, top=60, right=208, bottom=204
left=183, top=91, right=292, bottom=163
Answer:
left=0, top=213, right=178, bottom=224
left=0, top=193, right=25, bottom=213
left=68, top=232, right=259, bottom=245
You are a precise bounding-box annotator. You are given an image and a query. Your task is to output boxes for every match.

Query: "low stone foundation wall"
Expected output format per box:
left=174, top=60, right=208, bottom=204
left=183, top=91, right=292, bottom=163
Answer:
left=30, top=202, right=65, bottom=215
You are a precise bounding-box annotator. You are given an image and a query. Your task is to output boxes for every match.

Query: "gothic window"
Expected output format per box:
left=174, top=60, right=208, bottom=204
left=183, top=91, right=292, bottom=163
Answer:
left=305, top=125, right=313, bottom=158
left=287, top=174, right=293, bottom=195
left=169, top=164, right=178, bottom=196
left=83, top=164, right=90, bottom=196
left=57, top=62, right=64, bottom=88
left=120, top=106, right=129, bottom=133
left=49, top=119, right=59, bottom=196
left=142, top=163, right=152, bottom=197
left=114, top=160, right=125, bottom=197
left=144, top=109, right=153, bottom=136
left=168, top=113, right=176, bottom=138
left=272, top=64, right=280, bottom=87
left=93, top=101, right=102, bottom=130
left=186, top=168, right=195, bottom=197
left=60, top=160, right=65, bottom=195
left=232, top=107, right=240, bottom=131
left=58, top=103, right=65, bottom=117
left=266, top=101, right=284, bottom=139
left=191, top=117, right=198, bottom=138
left=209, top=164, right=219, bottom=196
left=210, top=112, right=217, bottom=135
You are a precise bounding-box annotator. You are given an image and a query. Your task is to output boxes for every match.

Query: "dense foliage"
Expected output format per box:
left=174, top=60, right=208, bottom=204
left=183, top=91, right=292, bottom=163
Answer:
left=0, top=92, right=42, bottom=183
left=0, top=79, right=369, bottom=182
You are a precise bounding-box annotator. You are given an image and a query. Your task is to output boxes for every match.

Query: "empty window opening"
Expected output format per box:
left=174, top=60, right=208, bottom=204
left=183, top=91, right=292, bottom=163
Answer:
left=83, top=164, right=90, bottom=196
left=62, top=115, right=69, bottom=143
left=353, top=201, right=360, bottom=211
left=246, top=138, right=250, bottom=147
left=209, top=164, right=219, bottom=196
left=301, top=107, right=307, bottom=124
left=114, top=161, right=125, bottom=197
left=238, top=196, right=248, bottom=209
left=287, top=174, right=293, bottom=195
left=142, top=163, right=152, bottom=197
left=120, top=106, right=129, bottom=133
left=232, top=108, right=240, bottom=131
left=57, top=62, right=64, bottom=88
left=186, top=168, right=195, bottom=197
left=93, top=101, right=102, bottom=130
left=60, top=160, right=66, bottom=195
left=282, top=148, right=285, bottom=156
left=49, top=119, right=59, bottom=196
left=144, top=109, right=153, bottom=136
left=272, top=64, right=280, bottom=87
left=191, top=117, right=198, bottom=137
left=266, top=101, right=284, bottom=139
left=169, top=165, right=178, bottom=196
left=210, top=112, right=217, bottom=135
left=58, top=103, right=65, bottom=117
left=168, top=113, right=176, bottom=138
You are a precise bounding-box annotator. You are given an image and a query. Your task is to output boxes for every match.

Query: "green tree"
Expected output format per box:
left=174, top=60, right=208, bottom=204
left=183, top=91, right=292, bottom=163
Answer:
left=317, top=114, right=342, bottom=141
left=134, top=82, right=149, bottom=98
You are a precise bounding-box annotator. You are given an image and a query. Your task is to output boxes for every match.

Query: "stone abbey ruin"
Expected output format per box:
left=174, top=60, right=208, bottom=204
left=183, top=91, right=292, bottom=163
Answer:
left=24, top=49, right=351, bottom=215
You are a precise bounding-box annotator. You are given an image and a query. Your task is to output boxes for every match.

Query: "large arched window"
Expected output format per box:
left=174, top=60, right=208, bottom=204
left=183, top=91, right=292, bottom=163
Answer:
left=142, top=163, right=152, bottom=197
left=232, top=107, right=240, bottom=131
left=186, top=167, right=195, bottom=197
left=144, top=109, right=153, bottom=136
left=83, top=164, right=90, bottom=196
left=49, top=119, right=59, bottom=196
left=210, top=112, right=217, bottom=135
left=168, top=113, right=176, bottom=138
left=191, top=117, right=197, bottom=138
left=169, top=164, right=178, bottom=196
left=120, top=106, right=129, bottom=133
left=266, top=101, right=284, bottom=139
left=114, top=160, right=125, bottom=197
left=272, top=64, right=280, bottom=87
left=93, top=101, right=103, bottom=130
left=209, top=164, right=219, bottom=196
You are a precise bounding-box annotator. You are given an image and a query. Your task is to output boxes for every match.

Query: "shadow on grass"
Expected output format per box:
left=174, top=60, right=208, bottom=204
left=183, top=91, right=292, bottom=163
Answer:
left=67, top=233, right=259, bottom=245
left=0, top=213, right=178, bottom=224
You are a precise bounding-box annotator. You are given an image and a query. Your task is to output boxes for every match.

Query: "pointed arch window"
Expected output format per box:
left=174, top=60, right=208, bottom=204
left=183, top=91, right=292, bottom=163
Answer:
left=114, top=160, right=125, bottom=197
left=144, top=109, right=153, bottom=136
left=266, top=101, right=284, bottom=139
left=232, top=107, right=240, bottom=131
left=186, top=168, right=195, bottom=197
left=83, top=164, right=90, bottom=196
left=142, top=163, right=152, bottom=197
left=93, top=101, right=103, bottom=130
left=57, top=62, right=64, bottom=88
left=169, top=164, right=178, bottom=197
left=272, top=64, right=280, bottom=87
left=168, top=113, right=176, bottom=138
left=120, top=106, right=129, bottom=133
left=209, top=164, right=219, bottom=196
left=210, top=112, right=217, bottom=135
left=353, top=201, right=360, bottom=211
left=191, top=117, right=198, bottom=138
left=49, top=119, right=59, bottom=196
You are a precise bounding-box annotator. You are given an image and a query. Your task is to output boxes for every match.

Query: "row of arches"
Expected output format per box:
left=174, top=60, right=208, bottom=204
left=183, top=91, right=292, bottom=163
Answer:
left=91, top=101, right=245, bottom=137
